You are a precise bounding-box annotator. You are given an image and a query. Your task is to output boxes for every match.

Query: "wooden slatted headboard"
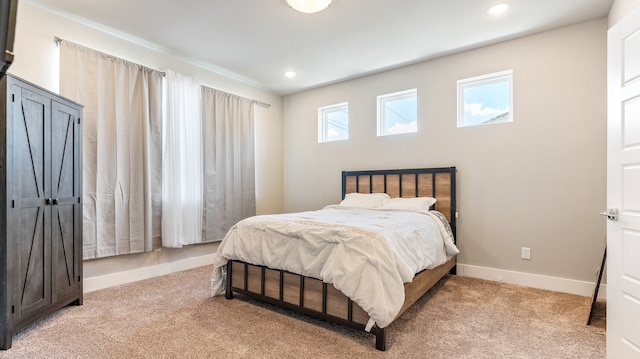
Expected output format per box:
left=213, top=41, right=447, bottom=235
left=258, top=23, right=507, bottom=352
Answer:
left=342, top=167, right=457, bottom=239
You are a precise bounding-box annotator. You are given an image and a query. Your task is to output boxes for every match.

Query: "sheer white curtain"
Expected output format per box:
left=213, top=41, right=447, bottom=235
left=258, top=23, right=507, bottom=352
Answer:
left=161, top=70, right=203, bottom=248
left=60, top=40, right=163, bottom=259
left=202, top=87, right=256, bottom=242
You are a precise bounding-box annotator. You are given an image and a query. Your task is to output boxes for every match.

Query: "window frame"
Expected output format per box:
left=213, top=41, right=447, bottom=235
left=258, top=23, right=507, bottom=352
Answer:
left=376, top=88, right=418, bottom=137
left=457, top=70, right=513, bottom=128
left=317, top=101, right=349, bottom=143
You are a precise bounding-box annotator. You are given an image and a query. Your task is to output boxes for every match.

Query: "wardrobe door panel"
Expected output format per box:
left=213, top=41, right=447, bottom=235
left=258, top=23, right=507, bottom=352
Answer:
left=51, top=100, right=81, bottom=300
left=11, top=86, right=52, bottom=319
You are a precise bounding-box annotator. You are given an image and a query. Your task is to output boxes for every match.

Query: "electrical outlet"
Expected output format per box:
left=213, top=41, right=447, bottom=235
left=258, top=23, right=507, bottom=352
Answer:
left=521, top=247, right=531, bottom=260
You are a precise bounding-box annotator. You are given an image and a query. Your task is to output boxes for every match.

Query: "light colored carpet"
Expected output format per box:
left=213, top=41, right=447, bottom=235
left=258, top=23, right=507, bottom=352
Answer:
left=0, top=266, right=605, bottom=358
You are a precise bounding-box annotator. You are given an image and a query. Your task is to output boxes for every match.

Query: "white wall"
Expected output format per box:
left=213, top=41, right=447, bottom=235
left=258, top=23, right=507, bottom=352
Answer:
left=10, top=1, right=284, bottom=290
left=284, top=19, right=607, bottom=286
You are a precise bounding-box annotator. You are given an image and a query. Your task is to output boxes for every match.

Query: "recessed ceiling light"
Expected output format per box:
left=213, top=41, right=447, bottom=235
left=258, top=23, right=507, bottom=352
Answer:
left=284, top=71, right=297, bottom=78
left=487, top=2, right=510, bottom=16
left=286, top=0, right=333, bottom=14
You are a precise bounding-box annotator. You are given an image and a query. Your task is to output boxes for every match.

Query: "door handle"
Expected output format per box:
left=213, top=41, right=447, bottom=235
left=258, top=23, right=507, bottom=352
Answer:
left=599, top=208, right=618, bottom=221
left=52, top=198, right=59, bottom=205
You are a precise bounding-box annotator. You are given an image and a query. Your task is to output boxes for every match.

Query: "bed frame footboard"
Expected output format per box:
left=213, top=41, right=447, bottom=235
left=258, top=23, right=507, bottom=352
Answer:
left=224, top=260, right=386, bottom=349
left=224, top=257, right=456, bottom=351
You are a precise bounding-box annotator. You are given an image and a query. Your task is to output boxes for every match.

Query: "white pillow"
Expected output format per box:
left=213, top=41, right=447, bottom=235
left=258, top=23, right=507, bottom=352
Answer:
left=379, top=197, right=437, bottom=211
left=339, top=192, right=390, bottom=208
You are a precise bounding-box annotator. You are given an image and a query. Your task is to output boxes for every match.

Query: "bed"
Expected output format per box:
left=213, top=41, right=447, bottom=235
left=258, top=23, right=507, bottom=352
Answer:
left=210, top=167, right=458, bottom=350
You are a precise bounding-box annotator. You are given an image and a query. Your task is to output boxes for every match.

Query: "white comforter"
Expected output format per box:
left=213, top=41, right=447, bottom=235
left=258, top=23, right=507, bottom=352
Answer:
left=210, top=205, right=459, bottom=329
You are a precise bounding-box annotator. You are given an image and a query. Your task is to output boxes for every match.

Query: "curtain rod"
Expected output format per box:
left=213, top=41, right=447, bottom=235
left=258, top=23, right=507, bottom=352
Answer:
left=253, top=100, right=271, bottom=109
left=54, top=36, right=165, bottom=76
left=54, top=36, right=272, bottom=109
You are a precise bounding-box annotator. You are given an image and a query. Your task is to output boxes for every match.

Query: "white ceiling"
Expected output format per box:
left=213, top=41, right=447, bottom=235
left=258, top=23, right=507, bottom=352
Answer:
left=26, top=0, right=613, bottom=95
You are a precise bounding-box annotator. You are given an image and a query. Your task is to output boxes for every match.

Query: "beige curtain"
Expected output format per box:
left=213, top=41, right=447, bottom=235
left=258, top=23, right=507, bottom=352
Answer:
left=59, top=40, right=163, bottom=259
left=202, top=87, right=256, bottom=242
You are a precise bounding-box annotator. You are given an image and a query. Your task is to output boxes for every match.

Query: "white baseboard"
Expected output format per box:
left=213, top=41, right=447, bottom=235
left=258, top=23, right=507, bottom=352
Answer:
left=83, top=253, right=216, bottom=293
left=83, top=258, right=607, bottom=300
left=457, top=264, right=606, bottom=300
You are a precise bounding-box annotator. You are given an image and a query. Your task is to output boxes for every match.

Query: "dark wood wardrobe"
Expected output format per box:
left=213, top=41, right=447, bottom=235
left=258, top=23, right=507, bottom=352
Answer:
left=0, top=74, right=83, bottom=349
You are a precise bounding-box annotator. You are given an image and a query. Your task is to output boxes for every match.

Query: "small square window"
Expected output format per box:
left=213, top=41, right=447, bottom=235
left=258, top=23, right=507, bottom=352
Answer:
left=457, top=70, right=513, bottom=127
left=377, top=89, right=417, bottom=136
left=318, top=102, right=349, bottom=143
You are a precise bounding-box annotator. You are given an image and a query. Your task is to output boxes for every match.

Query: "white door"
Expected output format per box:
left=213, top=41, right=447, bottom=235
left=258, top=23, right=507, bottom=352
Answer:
left=608, top=8, right=640, bottom=359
